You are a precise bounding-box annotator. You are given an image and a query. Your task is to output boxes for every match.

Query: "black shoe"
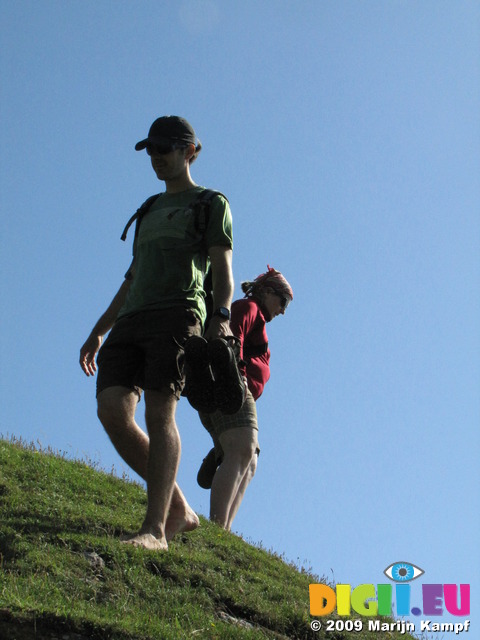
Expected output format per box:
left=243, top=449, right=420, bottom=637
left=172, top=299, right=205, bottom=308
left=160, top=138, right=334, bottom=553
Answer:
left=197, top=448, right=220, bottom=489
left=208, top=338, right=247, bottom=415
left=184, top=336, right=216, bottom=413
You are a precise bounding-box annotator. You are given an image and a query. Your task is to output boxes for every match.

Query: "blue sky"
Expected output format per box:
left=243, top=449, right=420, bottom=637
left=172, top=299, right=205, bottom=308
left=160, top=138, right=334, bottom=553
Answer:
left=1, top=1, right=479, bottom=634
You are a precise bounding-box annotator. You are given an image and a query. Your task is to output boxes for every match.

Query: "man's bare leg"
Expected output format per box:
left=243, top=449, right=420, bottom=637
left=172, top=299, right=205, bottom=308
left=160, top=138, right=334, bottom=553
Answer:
left=121, top=389, right=180, bottom=549
left=97, top=386, right=199, bottom=543
left=209, top=427, right=258, bottom=529
left=166, top=484, right=199, bottom=541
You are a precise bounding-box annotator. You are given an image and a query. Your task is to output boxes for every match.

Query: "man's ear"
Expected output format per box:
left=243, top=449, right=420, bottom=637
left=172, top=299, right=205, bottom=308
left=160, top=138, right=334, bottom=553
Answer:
left=184, top=143, right=196, bottom=162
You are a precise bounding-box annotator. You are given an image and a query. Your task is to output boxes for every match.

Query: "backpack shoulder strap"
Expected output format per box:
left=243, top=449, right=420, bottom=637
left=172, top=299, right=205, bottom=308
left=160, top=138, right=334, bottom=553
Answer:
left=120, top=194, right=160, bottom=244
left=191, top=189, right=228, bottom=236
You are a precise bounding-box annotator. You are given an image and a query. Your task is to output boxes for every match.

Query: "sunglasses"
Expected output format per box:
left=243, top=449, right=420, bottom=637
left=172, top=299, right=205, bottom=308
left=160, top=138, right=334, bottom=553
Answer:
left=275, top=293, right=290, bottom=309
left=146, top=142, right=185, bottom=156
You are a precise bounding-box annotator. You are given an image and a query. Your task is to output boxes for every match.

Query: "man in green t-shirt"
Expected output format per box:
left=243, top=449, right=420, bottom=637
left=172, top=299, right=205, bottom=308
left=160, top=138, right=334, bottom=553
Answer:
left=80, top=116, right=234, bottom=551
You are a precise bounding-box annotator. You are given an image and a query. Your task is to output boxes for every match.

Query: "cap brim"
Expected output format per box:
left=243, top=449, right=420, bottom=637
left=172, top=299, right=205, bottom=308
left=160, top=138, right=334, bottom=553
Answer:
left=135, top=138, right=148, bottom=151
left=135, top=135, right=179, bottom=151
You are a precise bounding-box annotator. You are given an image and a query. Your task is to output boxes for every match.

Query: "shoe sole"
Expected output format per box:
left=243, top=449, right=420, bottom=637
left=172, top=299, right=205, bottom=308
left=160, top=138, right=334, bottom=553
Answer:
left=197, top=448, right=220, bottom=489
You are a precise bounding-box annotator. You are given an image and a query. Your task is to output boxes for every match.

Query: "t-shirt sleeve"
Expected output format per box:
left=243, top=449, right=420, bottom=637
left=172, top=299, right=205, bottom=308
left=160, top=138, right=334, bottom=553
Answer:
left=205, top=194, right=233, bottom=249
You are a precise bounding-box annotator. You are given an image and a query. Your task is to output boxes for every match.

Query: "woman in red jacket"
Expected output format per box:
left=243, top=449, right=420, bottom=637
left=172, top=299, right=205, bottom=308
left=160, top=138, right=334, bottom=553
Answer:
left=197, top=266, right=293, bottom=530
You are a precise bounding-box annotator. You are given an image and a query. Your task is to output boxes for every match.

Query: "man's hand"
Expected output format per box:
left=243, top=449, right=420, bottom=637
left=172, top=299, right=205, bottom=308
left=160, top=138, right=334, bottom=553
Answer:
left=78, top=279, right=131, bottom=377
left=204, top=315, right=233, bottom=341
left=79, top=334, right=102, bottom=376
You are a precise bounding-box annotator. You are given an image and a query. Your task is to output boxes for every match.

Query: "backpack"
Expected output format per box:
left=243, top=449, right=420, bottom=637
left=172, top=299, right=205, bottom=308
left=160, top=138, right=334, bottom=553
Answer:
left=120, top=189, right=226, bottom=328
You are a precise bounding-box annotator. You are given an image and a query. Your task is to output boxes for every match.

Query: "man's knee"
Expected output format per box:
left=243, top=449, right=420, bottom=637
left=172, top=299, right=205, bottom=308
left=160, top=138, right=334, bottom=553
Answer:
left=97, top=386, right=138, bottom=429
left=144, top=388, right=178, bottom=427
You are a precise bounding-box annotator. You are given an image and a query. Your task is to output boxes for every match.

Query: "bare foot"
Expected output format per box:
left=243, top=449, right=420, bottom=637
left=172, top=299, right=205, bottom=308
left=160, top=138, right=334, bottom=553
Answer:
left=165, top=509, right=200, bottom=542
left=121, top=533, right=168, bottom=551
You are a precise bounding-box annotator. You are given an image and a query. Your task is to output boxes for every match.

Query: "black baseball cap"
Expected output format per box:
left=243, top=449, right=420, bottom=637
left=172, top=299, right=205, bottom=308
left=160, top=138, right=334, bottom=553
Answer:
left=135, top=116, right=197, bottom=151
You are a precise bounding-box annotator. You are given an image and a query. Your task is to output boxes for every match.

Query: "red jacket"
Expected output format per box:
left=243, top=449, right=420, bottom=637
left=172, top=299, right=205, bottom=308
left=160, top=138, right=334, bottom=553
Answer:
left=230, top=298, right=270, bottom=401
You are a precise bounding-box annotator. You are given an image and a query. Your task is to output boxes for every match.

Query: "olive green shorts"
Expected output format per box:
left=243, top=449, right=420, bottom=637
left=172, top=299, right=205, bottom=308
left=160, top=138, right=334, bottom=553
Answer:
left=96, top=307, right=202, bottom=399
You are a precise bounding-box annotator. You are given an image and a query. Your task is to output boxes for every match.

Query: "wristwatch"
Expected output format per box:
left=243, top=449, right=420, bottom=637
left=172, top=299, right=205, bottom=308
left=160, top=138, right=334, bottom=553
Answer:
left=212, top=307, right=231, bottom=321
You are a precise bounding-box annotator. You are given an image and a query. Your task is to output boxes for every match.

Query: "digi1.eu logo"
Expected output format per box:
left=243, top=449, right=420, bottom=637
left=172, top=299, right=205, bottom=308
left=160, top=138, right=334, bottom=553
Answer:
left=309, top=560, right=470, bottom=618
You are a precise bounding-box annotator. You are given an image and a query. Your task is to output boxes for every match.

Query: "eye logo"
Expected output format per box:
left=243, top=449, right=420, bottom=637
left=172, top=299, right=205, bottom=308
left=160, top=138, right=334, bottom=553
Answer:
left=384, top=561, right=424, bottom=582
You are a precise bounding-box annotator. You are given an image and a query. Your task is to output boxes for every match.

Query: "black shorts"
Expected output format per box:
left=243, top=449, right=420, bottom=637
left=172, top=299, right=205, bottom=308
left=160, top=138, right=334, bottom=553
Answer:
left=96, top=307, right=202, bottom=399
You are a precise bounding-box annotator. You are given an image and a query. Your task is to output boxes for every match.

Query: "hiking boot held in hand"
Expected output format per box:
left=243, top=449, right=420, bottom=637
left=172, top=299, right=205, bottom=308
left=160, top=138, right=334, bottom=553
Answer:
left=183, top=336, right=216, bottom=413
left=208, top=337, right=247, bottom=415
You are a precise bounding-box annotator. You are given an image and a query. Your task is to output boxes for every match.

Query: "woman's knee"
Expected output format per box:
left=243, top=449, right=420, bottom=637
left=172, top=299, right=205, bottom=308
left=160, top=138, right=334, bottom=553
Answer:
left=246, top=452, right=258, bottom=480
left=220, top=430, right=258, bottom=468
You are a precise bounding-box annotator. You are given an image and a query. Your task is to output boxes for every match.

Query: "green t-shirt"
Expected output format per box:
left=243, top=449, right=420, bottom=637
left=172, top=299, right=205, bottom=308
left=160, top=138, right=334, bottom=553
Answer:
left=118, top=187, right=233, bottom=325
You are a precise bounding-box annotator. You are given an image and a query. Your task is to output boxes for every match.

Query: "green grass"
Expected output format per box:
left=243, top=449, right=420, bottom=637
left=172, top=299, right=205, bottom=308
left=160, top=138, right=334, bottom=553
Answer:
left=0, top=437, right=416, bottom=639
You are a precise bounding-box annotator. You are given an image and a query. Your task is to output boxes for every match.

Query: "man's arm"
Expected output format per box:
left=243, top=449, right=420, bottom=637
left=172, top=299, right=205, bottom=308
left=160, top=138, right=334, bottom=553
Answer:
left=204, top=245, right=234, bottom=340
left=79, top=278, right=132, bottom=376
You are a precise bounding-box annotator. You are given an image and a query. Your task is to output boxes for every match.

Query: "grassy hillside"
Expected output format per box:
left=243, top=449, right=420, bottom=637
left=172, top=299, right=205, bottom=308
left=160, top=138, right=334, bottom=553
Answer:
left=0, top=438, right=416, bottom=640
